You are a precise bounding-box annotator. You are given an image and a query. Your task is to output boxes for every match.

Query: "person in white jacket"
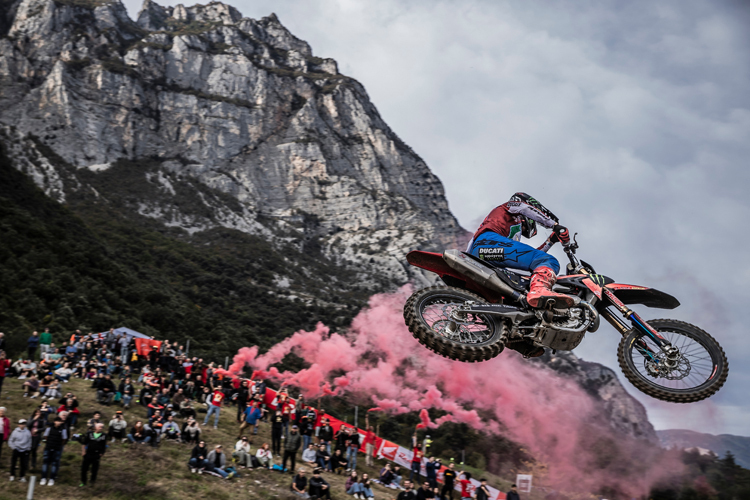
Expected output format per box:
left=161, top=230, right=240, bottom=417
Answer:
left=256, top=442, right=273, bottom=469
left=233, top=436, right=253, bottom=468
left=9, top=419, right=32, bottom=482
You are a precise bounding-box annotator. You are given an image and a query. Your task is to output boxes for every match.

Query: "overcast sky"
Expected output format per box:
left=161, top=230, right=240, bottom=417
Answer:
left=123, top=0, right=750, bottom=436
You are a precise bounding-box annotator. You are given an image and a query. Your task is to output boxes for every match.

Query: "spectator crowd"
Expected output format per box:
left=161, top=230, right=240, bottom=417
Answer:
left=0, top=328, right=519, bottom=499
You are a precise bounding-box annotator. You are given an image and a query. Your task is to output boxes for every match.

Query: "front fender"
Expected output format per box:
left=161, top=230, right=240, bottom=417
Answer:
left=605, top=283, right=680, bottom=309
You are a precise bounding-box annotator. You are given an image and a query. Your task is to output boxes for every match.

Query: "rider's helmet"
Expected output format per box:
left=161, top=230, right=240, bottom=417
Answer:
left=509, top=192, right=559, bottom=238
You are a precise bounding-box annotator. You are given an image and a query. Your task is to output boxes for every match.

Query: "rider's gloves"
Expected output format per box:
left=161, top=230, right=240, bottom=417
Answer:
left=553, top=224, right=570, bottom=245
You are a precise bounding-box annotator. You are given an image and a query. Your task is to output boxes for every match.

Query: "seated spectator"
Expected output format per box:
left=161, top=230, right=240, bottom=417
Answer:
left=392, top=464, right=404, bottom=489
left=316, top=443, right=332, bottom=471
left=347, top=472, right=374, bottom=499
left=291, top=468, right=309, bottom=498
left=118, top=377, right=135, bottom=409
left=345, top=471, right=359, bottom=494
left=95, top=374, right=116, bottom=405
left=416, top=480, right=437, bottom=500
left=38, top=374, right=52, bottom=396
left=205, top=444, right=233, bottom=479
left=180, top=399, right=196, bottom=420
left=56, top=398, right=79, bottom=428
left=302, top=443, right=318, bottom=466
left=233, top=436, right=253, bottom=468
left=86, top=411, right=103, bottom=431
left=182, top=418, right=202, bottom=445
left=44, top=380, right=62, bottom=401
left=189, top=441, right=209, bottom=473
left=127, top=421, right=150, bottom=444
left=255, top=443, right=273, bottom=469
left=332, top=449, right=348, bottom=474
left=172, top=388, right=186, bottom=408
left=161, top=415, right=181, bottom=441
left=22, top=374, right=40, bottom=398
left=54, top=363, right=73, bottom=382
left=309, top=468, right=331, bottom=500
left=374, top=463, right=398, bottom=489
left=108, top=411, right=127, bottom=443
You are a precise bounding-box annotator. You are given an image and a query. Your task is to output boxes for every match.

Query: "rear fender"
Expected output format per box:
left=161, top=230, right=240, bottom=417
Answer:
left=406, top=250, right=504, bottom=303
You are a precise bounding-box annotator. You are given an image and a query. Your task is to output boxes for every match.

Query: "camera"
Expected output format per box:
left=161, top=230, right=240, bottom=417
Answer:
left=70, top=433, right=85, bottom=443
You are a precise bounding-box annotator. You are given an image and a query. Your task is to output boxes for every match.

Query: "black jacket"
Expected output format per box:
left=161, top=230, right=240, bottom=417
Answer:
left=191, top=444, right=208, bottom=461
left=318, top=425, right=333, bottom=442
left=82, top=430, right=107, bottom=457
left=506, top=491, right=521, bottom=500
left=285, top=431, right=302, bottom=452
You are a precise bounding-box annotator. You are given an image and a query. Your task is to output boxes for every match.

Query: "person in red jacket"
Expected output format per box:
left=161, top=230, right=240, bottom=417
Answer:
left=203, top=389, right=225, bottom=429
left=0, top=406, right=10, bottom=464
left=0, top=351, right=11, bottom=397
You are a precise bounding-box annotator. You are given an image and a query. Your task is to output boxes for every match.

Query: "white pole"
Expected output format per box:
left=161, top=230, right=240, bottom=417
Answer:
left=354, top=406, right=358, bottom=429
left=185, top=339, right=190, bottom=356
left=27, top=475, right=36, bottom=499
left=224, top=356, right=229, bottom=370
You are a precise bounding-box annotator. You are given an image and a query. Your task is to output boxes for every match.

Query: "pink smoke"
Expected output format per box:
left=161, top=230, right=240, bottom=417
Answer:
left=222, top=286, right=682, bottom=496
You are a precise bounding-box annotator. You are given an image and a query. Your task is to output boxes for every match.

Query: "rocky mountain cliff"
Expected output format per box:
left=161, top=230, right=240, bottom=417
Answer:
left=0, top=0, right=466, bottom=287
left=0, top=0, right=657, bottom=443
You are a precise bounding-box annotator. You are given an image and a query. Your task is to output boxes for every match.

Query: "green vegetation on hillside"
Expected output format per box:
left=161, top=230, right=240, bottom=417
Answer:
left=650, top=449, right=750, bottom=500
left=0, top=142, right=367, bottom=361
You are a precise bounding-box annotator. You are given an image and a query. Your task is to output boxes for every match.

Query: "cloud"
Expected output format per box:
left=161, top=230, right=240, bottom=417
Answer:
left=121, top=0, right=750, bottom=435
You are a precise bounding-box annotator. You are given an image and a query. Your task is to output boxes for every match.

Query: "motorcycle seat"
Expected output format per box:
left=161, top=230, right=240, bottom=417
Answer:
left=461, top=252, right=530, bottom=293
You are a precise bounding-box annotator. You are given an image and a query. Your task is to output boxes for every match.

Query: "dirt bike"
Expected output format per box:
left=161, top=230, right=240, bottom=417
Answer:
left=403, top=234, right=728, bottom=403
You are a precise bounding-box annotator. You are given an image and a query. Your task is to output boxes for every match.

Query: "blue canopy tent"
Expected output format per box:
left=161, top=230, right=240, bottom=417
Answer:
left=96, top=327, right=152, bottom=340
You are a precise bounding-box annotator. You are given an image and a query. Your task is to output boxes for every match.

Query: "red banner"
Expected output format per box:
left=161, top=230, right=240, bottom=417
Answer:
left=134, top=338, right=163, bottom=357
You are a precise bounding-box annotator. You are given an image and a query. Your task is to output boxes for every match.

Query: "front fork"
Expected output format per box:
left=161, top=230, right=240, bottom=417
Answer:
left=600, top=288, right=679, bottom=365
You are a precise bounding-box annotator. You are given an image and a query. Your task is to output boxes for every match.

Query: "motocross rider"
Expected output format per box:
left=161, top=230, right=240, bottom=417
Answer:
left=468, top=192, right=574, bottom=309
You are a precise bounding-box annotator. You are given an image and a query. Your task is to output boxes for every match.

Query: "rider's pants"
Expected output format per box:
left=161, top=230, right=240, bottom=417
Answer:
left=468, top=231, right=560, bottom=274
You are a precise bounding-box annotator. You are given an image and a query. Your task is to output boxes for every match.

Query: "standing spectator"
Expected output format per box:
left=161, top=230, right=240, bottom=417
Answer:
left=203, top=388, right=225, bottom=429
left=205, top=444, right=233, bottom=479
left=9, top=419, right=32, bottom=482
left=459, top=471, right=473, bottom=499
left=476, top=479, right=491, bottom=500
left=80, top=422, right=107, bottom=486
left=28, top=409, right=47, bottom=470
left=346, top=427, right=360, bottom=471
left=283, top=425, right=302, bottom=473
left=397, top=481, right=417, bottom=500
left=291, top=467, right=309, bottom=498
left=40, top=328, right=53, bottom=357
left=40, top=417, right=68, bottom=486
left=302, top=443, right=318, bottom=467
left=119, top=334, right=130, bottom=364
left=441, top=462, right=458, bottom=500
left=318, top=418, right=333, bottom=454
left=108, top=411, right=127, bottom=443
left=256, top=443, right=273, bottom=469
left=239, top=401, right=262, bottom=438
left=0, top=352, right=11, bottom=396
left=233, top=436, right=253, bottom=468
left=235, top=380, right=250, bottom=423
left=334, top=425, right=349, bottom=454
left=27, top=331, right=40, bottom=360
left=0, top=332, right=5, bottom=351
left=309, top=468, right=331, bottom=500
left=271, top=410, right=284, bottom=455
left=506, top=484, right=521, bottom=500
left=189, top=441, right=208, bottom=473
left=425, top=457, right=439, bottom=489
left=363, top=415, right=376, bottom=467
left=409, top=434, right=424, bottom=483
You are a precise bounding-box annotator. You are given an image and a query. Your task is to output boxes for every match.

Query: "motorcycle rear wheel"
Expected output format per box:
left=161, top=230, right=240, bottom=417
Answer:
left=617, top=319, right=728, bottom=403
left=404, top=286, right=506, bottom=363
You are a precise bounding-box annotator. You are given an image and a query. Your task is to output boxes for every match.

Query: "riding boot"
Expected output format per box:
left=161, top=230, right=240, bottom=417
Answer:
left=526, top=266, right=575, bottom=309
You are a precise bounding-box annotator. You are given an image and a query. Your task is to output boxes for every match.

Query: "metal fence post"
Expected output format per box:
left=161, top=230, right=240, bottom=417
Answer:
left=27, top=475, right=36, bottom=499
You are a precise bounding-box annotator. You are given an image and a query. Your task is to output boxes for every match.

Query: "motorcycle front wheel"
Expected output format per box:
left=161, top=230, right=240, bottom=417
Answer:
left=404, top=286, right=506, bottom=363
left=618, top=319, right=728, bottom=403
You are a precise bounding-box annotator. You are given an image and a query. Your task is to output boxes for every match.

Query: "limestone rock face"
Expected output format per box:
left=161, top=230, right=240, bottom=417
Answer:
left=0, top=0, right=468, bottom=285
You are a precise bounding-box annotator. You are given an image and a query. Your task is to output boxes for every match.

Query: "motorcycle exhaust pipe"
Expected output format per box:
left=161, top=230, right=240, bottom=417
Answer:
left=442, top=250, right=524, bottom=302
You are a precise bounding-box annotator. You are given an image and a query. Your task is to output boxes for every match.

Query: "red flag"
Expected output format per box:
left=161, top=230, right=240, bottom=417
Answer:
left=134, top=338, right=162, bottom=356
